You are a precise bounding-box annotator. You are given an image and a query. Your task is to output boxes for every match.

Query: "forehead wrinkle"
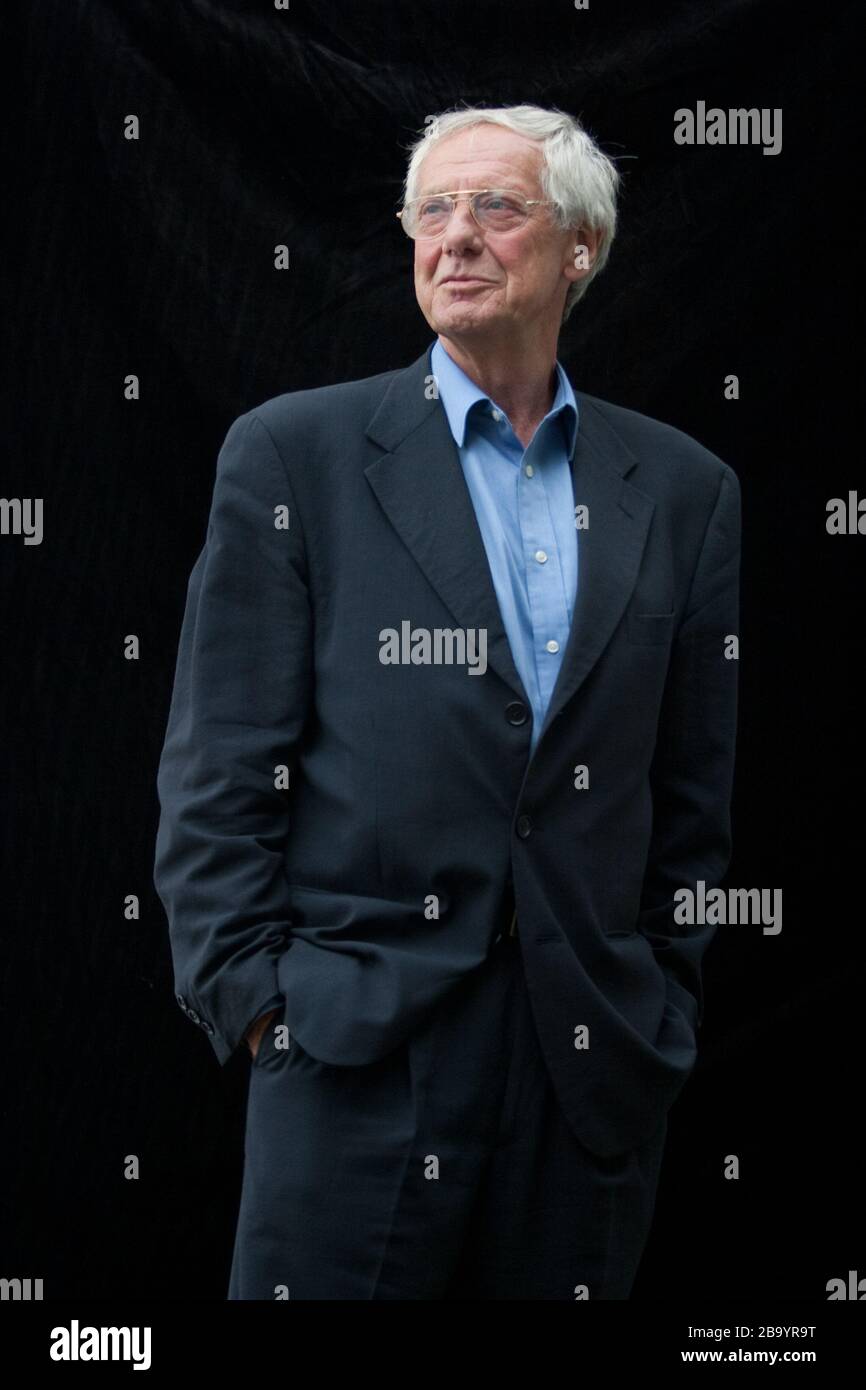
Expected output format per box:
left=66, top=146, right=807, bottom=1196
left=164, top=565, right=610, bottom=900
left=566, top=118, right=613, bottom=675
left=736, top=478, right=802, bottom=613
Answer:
left=416, top=131, right=543, bottom=199
left=417, top=161, right=540, bottom=199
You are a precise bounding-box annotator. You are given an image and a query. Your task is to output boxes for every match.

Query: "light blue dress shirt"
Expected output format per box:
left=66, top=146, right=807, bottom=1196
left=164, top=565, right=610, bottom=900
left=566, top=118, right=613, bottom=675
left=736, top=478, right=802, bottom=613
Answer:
left=430, top=337, right=579, bottom=753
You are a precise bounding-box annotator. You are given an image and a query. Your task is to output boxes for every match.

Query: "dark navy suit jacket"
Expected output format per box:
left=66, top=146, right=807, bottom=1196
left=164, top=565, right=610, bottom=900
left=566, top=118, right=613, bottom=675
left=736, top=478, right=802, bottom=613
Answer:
left=153, top=341, right=741, bottom=1157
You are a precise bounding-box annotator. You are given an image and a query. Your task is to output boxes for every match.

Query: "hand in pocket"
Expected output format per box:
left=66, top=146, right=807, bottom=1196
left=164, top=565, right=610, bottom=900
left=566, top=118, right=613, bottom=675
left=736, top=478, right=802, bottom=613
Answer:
left=246, top=1008, right=281, bottom=1062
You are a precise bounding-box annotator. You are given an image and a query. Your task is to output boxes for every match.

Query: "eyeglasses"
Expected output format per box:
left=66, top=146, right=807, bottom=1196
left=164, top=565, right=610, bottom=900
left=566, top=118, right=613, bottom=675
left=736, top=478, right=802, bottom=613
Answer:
left=396, top=188, right=549, bottom=240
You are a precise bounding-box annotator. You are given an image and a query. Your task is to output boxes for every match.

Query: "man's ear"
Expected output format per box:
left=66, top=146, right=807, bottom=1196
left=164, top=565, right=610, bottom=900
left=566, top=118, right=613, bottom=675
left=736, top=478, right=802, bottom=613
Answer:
left=564, top=226, right=600, bottom=283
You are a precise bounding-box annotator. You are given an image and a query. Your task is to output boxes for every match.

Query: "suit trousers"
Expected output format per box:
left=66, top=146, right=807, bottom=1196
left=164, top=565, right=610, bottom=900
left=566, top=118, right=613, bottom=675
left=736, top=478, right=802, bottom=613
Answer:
left=227, top=929, right=668, bottom=1300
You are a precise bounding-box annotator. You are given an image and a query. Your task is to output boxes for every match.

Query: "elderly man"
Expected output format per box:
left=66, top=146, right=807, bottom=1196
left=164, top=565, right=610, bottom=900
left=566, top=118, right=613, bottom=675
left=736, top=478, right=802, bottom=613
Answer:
left=154, top=102, right=740, bottom=1300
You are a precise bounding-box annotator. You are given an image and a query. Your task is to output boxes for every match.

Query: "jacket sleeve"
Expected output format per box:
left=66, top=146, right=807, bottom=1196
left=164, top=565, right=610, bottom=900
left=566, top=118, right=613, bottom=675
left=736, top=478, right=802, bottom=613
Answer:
left=153, top=408, right=312, bottom=1065
left=636, top=462, right=741, bottom=1032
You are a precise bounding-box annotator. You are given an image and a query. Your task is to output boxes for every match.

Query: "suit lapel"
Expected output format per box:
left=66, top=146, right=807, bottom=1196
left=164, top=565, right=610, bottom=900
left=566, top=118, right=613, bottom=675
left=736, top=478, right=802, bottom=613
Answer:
left=536, top=398, right=655, bottom=748
left=365, top=343, right=527, bottom=701
left=364, top=343, right=655, bottom=746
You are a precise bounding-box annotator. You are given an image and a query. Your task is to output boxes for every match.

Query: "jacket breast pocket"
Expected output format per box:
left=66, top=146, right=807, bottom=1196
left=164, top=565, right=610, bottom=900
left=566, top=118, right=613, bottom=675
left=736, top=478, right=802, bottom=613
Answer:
left=627, top=610, right=676, bottom=645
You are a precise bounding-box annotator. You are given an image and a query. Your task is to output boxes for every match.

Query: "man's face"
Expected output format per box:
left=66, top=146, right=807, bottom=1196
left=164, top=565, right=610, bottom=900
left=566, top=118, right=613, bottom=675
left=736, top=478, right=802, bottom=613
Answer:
left=411, top=124, right=584, bottom=344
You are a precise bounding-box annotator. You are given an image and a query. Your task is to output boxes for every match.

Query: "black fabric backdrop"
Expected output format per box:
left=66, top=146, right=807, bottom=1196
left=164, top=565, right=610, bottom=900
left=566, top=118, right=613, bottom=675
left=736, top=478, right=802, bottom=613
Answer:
left=3, top=0, right=862, bottom=1303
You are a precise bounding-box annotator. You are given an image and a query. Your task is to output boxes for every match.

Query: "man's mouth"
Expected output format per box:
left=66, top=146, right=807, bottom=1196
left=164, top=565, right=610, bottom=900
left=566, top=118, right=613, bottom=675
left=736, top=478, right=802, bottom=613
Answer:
left=440, top=277, right=494, bottom=288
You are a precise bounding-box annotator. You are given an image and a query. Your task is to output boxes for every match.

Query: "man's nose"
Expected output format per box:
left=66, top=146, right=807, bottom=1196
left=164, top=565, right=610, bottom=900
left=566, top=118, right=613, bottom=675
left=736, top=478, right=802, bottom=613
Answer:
left=441, top=201, right=483, bottom=252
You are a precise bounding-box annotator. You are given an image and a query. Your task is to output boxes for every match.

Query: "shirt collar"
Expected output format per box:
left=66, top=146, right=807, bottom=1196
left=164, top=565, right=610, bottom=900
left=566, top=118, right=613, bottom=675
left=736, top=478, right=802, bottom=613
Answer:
left=430, top=337, right=578, bottom=458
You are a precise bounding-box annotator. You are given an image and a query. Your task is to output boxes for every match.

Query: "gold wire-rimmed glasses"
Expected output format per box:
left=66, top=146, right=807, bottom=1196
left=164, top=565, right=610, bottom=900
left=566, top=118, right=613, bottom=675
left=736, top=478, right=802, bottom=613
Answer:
left=396, top=188, right=549, bottom=240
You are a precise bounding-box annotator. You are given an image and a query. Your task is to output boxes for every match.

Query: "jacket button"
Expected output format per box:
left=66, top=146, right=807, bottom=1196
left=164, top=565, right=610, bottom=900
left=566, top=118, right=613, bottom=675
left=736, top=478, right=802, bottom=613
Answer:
left=505, top=701, right=528, bottom=726
left=516, top=814, right=532, bottom=838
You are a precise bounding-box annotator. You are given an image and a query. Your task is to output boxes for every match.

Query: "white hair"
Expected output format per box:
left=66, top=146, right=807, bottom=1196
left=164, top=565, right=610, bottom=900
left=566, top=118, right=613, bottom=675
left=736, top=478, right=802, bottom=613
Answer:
left=400, top=102, right=621, bottom=323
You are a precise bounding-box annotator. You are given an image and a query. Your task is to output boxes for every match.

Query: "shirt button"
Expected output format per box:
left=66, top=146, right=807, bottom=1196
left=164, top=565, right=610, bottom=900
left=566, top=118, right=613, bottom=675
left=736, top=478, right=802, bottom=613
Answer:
left=546, top=639, right=560, bottom=653
left=525, top=464, right=534, bottom=477
left=491, top=407, right=503, bottom=421
left=535, top=549, right=548, bottom=564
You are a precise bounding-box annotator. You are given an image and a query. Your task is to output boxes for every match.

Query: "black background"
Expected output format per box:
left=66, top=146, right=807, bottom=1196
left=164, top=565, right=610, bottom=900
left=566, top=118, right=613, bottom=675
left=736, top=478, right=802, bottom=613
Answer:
left=3, top=0, right=862, bottom=1302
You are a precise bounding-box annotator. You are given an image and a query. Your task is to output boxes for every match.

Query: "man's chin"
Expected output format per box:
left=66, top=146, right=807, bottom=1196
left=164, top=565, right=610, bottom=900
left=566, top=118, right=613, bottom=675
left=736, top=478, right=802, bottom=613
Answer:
left=431, top=306, right=500, bottom=337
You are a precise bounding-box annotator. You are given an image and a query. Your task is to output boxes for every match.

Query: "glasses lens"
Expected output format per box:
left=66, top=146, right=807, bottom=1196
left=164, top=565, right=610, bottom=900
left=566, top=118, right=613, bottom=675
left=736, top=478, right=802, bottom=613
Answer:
left=409, top=195, right=453, bottom=238
left=473, top=191, right=529, bottom=231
